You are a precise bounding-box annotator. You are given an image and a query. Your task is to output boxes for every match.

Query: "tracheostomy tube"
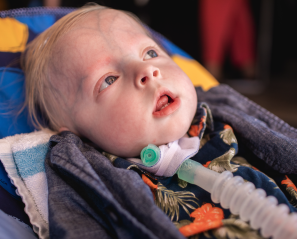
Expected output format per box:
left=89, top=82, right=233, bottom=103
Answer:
left=140, top=144, right=160, bottom=167
left=140, top=144, right=297, bottom=239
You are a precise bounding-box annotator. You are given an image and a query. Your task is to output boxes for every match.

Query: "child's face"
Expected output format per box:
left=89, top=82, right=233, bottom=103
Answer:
left=53, top=9, right=197, bottom=157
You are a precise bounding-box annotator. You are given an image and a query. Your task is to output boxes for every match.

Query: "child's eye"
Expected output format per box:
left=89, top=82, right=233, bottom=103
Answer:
left=99, top=76, right=118, bottom=92
left=144, top=50, right=158, bottom=60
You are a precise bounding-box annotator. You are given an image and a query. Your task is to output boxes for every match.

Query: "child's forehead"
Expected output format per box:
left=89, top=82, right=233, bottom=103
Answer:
left=53, top=9, right=150, bottom=61
left=72, top=9, right=146, bottom=37
left=52, top=9, right=151, bottom=71
left=53, top=10, right=148, bottom=59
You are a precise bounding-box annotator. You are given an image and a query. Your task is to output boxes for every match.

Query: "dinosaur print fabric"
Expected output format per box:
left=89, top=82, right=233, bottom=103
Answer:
left=125, top=102, right=297, bottom=239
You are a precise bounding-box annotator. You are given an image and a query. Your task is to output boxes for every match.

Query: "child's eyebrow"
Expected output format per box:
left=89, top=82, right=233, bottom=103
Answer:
left=85, top=56, right=113, bottom=73
left=81, top=56, right=115, bottom=96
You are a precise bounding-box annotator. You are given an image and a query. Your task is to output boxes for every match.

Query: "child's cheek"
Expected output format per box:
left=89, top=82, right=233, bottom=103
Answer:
left=163, top=61, right=187, bottom=82
left=104, top=97, right=149, bottom=144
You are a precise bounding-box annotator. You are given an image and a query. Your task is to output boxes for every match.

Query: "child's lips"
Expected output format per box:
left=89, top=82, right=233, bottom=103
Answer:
left=153, top=89, right=181, bottom=117
left=155, top=95, right=170, bottom=111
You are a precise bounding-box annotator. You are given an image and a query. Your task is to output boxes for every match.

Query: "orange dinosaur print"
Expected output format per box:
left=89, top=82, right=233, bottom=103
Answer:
left=179, top=203, right=224, bottom=237
left=189, top=116, right=206, bottom=137
left=282, top=175, right=297, bottom=191
left=142, top=174, right=158, bottom=200
left=189, top=125, right=199, bottom=137
left=223, top=124, right=233, bottom=131
left=203, top=161, right=211, bottom=168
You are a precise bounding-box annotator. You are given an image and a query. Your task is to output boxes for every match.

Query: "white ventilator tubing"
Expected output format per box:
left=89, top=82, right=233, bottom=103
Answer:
left=177, top=159, right=297, bottom=239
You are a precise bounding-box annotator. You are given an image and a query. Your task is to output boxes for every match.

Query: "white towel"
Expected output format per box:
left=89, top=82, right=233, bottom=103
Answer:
left=0, top=129, right=55, bottom=239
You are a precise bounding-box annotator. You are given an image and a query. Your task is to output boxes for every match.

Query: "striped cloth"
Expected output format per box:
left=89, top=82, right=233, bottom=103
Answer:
left=0, top=129, right=55, bottom=239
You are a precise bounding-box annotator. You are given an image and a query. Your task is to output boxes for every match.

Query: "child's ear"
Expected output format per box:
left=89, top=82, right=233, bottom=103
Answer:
left=58, top=127, right=70, bottom=133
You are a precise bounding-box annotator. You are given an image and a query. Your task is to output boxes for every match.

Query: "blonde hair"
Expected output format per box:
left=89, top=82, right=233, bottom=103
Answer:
left=21, top=3, right=156, bottom=131
left=21, top=3, right=109, bottom=131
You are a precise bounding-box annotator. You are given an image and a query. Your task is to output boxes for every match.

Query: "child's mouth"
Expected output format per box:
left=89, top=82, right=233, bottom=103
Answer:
left=155, top=95, right=173, bottom=111
left=153, top=92, right=181, bottom=117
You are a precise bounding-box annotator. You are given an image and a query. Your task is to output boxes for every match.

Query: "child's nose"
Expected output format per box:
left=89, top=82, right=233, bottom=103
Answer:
left=135, top=64, right=161, bottom=87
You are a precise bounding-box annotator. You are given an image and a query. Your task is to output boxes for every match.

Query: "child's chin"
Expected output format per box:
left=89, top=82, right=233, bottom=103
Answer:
left=113, top=130, right=190, bottom=158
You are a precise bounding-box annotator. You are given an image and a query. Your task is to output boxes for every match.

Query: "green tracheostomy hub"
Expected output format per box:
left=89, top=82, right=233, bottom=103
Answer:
left=140, top=144, right=160, bottom=167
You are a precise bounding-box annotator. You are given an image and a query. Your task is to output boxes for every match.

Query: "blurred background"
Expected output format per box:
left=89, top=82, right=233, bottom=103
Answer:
left=1, top=0, right=297, bottom=127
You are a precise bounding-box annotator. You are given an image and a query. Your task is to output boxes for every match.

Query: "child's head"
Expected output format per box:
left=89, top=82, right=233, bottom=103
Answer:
left=22, top=4, right=198, bottom=157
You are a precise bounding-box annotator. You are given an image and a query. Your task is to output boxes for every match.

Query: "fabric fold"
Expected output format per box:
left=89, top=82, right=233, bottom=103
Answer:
left=46, top=131, right=185, bottom=239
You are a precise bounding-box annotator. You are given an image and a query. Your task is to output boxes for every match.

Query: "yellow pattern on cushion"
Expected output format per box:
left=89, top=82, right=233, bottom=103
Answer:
left=0, top=18, right=28, bottom=53
left=172, top=55, right=219, bottom=91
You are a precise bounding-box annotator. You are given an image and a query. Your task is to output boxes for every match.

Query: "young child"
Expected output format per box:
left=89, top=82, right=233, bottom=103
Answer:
left=20, top=4, right=297, bottom=239
left=22, top=3, right=197, bottom=158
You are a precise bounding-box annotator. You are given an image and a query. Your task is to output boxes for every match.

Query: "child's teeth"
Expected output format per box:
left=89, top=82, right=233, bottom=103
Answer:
left=160, top=103, right=170, bottom=110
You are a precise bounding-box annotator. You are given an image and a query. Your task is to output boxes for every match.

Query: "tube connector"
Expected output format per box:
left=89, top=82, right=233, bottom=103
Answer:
left=140, top=144, right=160, bottom=167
